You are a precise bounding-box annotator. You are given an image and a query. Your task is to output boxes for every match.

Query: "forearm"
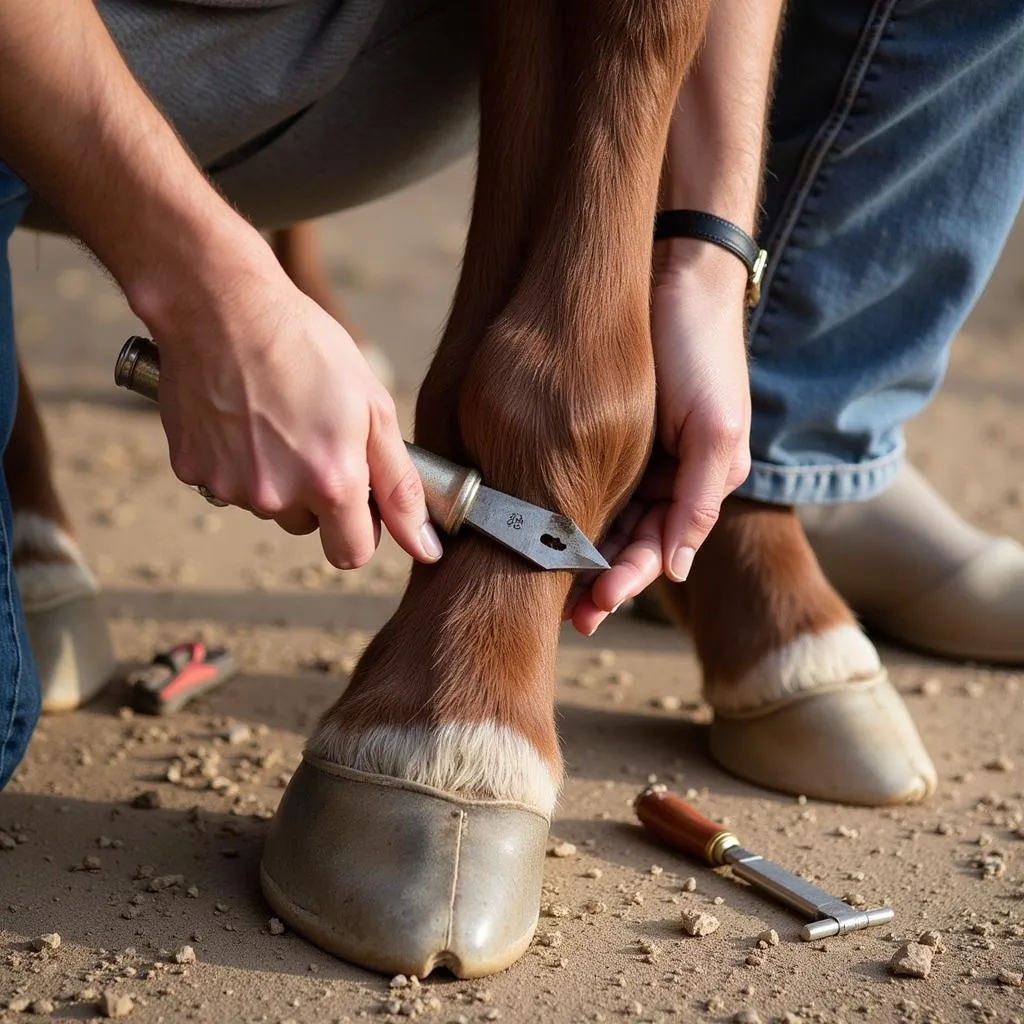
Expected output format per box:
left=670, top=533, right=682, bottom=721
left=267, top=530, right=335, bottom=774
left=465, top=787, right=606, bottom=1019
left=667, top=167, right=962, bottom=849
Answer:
left=659, top=0, right=785, bottom=249
left=0, top=0, right=270, bottom=330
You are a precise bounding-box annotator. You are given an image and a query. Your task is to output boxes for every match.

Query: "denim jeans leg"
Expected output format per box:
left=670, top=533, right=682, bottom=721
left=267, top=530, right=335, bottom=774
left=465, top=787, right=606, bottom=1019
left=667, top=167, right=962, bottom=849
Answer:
left=738, top=0, right=1024, bottom=505
left=0, top=165, right=39, bottom=790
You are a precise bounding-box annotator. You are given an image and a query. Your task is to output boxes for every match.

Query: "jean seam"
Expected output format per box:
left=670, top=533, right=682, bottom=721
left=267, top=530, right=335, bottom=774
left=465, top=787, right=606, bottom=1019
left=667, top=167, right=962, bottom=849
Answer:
left=0, top=493, right=24, bottom=782
left=750, top=0, right=901, bottom=340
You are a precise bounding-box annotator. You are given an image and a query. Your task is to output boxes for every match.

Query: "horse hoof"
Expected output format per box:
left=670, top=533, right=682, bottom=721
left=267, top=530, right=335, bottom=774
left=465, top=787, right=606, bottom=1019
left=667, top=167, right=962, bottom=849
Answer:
left=260, top=754, right=550, bottom=978
left=26, top=593, right=117, bottom=714
left=709, top=674, right=937, bottom=806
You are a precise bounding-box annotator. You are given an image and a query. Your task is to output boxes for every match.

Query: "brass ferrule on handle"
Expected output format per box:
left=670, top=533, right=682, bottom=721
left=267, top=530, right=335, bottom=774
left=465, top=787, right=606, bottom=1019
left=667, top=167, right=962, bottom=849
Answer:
left=113, top=336, right=482, bottom=534
left=635, top=785, right=739, bottom=865
left=115, top=336, right=161, bottom=402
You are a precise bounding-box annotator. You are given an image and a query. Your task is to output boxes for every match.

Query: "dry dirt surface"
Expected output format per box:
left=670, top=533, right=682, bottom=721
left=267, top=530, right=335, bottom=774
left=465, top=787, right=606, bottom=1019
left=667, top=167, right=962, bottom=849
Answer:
left=2, top=159, right=1023, bottom=1024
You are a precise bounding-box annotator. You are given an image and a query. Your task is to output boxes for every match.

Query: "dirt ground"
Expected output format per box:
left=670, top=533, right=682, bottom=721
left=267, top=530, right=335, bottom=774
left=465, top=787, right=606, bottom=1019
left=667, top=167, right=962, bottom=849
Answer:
left=1, top=157, right=1023, bottom=1024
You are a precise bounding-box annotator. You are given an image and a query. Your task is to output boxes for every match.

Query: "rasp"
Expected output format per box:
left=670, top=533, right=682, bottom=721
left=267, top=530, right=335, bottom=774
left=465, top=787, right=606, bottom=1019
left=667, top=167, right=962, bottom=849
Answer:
left=113, top=336, right=609, bottom=573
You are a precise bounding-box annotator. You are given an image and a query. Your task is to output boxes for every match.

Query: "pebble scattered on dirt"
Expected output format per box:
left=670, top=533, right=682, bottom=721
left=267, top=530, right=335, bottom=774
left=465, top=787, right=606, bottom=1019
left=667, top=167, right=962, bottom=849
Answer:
left=98, top=991, right=135, bottom=1018
left=680, top=910, right=720, bottom=937
left=890, top=942, right=934, bottom=979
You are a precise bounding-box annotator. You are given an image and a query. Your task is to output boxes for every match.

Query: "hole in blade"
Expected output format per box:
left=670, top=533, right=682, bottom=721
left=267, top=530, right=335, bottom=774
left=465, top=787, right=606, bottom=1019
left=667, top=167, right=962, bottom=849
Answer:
left=540, top=533, right=567, bottom=552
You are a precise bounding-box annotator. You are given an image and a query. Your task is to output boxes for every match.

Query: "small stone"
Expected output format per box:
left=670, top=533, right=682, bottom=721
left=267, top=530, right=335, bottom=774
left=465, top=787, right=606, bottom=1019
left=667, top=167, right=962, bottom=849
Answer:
left=224, top=724, right=251, bottom=746
left=7, top=998, right=31, bottom=1012
left=649, top=864, right=663, bottom=876
left=389, top=975, right=409, bottom=989
left=81, top=855, right=102, bottom=871
left=652, top=695, right=682, bottom=711
left=997, top=969, right=1023, bottom=987
left=583, top=901, right=607, bottom=915
left=268, top=917, right=286, bottom=935
left=534, top=931, right=562, bottom=948
left=147, top=874, right=184, bottom=892
left=732, top=1010, right=761, bottom=1024
left=681, top=877, right=697, bottom=892
left=756, top=929, right=779, bottom=947
left=917, top=930, right=945, bottom=952
left=890, top=942, right=933, bottom=979
left=541, top=903, right=570, bottom=918
left=583, top=867, right=603, bottom=879
left=549, top=842, right=577, bottom=858
left=131, top=790, right=161, bottom=810
left=173, top=945, right=196, bottom=964
left=186, top=886, right=199, bottom=899
left=916, top=678, right=942, bottom=697
left=30, top=933, right=61, bottom=952
left=680, top=910, right=720, bottom=937
left=30, top=998, right=55, bottom=1015
left=745, top=953, right=764, bottom=967
left=0, top=833, right=16, bottom=851
left=595, top=649, right=616, bottom=668
left=98, top=991, right=135, bottom=1018
left=984, top=755, right=1014, bottom=772
left=833, top=825, right=859, bottom=839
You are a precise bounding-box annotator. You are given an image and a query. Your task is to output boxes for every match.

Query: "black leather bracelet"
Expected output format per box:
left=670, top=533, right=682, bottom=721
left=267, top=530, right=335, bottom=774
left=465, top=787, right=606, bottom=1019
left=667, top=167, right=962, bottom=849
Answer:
left=654, top=209, right=768, bottom=307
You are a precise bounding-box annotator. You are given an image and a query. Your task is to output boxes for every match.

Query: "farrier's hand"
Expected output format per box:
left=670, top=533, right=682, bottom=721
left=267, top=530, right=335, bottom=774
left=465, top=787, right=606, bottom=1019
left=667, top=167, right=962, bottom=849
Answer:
left=151, top=248, right=443, bottom=571
left=568, top=242, right=751, bottom=634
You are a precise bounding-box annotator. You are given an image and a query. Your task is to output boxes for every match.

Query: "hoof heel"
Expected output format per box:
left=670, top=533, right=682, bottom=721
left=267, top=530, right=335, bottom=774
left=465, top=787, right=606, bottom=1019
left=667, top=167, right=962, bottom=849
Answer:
left=27, top=593, right=116, bottom=714
left=260, top=755, right=549, bottom=978
left=710, top=674, right=937, bottom=806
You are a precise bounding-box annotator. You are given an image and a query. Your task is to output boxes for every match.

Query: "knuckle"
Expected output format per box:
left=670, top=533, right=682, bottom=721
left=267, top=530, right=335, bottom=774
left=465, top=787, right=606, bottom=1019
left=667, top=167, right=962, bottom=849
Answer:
left=711, top=415, right=746, bottom=450
left=386, top=465, right=425, bottom=516
left=688, top=503, right=721, bottom=536
left=313, top=462, right=367, bottom=508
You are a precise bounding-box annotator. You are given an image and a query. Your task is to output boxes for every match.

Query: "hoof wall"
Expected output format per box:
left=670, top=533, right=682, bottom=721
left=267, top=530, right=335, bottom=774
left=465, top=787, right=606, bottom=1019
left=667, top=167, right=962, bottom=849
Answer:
left=261, top=755, right=549, bottom=977
left=27, top=593, right=116, bottom=714
left=710, top=674, right=937, bottom=806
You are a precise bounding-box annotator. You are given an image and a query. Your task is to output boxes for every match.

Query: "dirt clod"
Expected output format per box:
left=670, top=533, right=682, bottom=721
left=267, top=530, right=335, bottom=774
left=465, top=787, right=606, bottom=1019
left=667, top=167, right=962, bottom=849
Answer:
left=173, top=945, right=197, bottom=964
left=29, top=933, right=61, bottom=952
left=997, top=969, right=1023, bottom=987
left=890, top=942, right=934, bottom=979
left=98, top=991, right=135, bottom=1018
left=130, top=790, right=161, bottom=810
left=268, top=918, right=286, bottom=935
left=756, top=929, right=779, bottom=947
left=549, top=842, right=577, bottom=859
left=680, top=910, right=720, bottom=937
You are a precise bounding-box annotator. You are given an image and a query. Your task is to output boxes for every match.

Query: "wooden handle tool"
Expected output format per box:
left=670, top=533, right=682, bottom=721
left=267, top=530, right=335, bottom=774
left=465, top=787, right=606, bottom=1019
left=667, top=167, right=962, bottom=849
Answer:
left=635, top=785, right=895, bottom=941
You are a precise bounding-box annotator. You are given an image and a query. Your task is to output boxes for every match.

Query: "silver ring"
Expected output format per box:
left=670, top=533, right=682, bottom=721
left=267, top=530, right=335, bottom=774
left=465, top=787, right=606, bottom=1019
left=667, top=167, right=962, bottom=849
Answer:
left=194, top=484, right=229, bottom=508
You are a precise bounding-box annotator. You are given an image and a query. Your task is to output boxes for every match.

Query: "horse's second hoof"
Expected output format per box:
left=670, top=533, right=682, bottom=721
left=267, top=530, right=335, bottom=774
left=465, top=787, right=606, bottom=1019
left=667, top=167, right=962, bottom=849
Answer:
left=710, top=673, right=937, bottom=806
left=260, top=754, right=550, bottom=978
left=26, top=592, right=117, bottom=714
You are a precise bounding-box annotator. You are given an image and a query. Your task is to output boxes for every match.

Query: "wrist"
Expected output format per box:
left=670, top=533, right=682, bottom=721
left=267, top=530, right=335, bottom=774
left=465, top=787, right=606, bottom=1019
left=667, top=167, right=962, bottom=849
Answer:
left=124, top=202, right=280, bottom=344
left=653, top=237, right=749, bottom=295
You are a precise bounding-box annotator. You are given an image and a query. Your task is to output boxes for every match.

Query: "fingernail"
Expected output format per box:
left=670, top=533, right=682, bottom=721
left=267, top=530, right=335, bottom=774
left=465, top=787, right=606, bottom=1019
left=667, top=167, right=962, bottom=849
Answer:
left=668, top=546, right=695, bottom=583
left=420, top=522, right=443, bottom=561
left=611, top=600, right=624, bottom=614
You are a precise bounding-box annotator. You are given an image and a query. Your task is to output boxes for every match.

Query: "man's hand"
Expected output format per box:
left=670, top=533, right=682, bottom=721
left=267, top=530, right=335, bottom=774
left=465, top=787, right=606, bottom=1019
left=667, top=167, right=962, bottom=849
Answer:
left=567, top=242, right=751, bottom=635
left=154, top=258, right=442, bottom=569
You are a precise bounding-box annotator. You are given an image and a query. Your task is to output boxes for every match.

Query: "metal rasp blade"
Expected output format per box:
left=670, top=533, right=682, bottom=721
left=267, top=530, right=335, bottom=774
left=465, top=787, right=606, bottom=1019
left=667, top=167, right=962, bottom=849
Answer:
left=466, top=485, right=609, bottom=572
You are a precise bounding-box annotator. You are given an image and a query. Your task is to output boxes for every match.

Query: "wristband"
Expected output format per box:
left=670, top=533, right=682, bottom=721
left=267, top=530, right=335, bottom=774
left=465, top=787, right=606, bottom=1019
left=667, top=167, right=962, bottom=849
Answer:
left=654, top=209, right=768, bottom=307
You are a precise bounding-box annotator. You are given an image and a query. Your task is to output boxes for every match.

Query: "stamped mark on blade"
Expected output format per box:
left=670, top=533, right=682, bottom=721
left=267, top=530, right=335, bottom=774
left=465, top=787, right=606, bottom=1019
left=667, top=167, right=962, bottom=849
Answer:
left=466, top=485, right=609, bottom=572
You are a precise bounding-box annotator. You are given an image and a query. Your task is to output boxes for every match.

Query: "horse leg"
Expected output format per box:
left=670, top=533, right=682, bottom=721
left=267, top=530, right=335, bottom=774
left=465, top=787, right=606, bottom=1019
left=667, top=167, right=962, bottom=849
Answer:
left=262, top=0, right=709, bottom=978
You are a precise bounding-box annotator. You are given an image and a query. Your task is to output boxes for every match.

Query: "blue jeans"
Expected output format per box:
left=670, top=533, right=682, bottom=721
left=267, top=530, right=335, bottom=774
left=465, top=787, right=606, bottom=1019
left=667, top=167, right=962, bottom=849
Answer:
left=0, top=164, right=39, bottom=789
left=740, top=0, right=1024, bottom=504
